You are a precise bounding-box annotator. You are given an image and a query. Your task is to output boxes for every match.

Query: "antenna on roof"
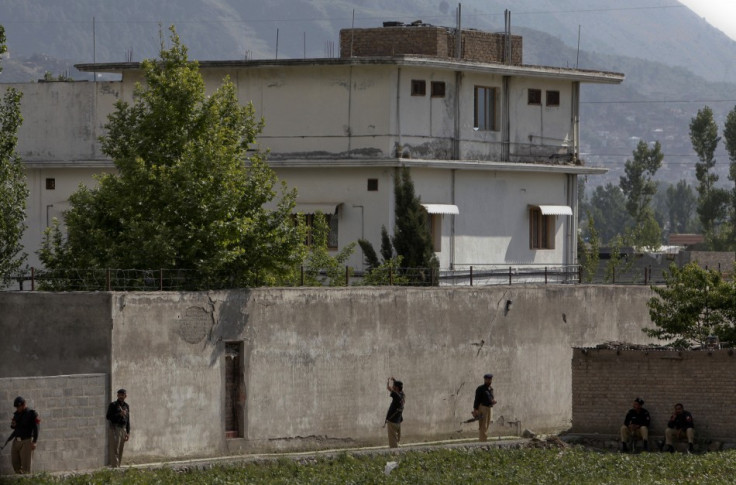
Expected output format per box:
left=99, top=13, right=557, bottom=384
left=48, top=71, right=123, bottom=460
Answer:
left=455, top=3, right=462, bottom=59
left=92, top=16, right=97, bottom=82
left=275, top=28, right=279, bottom=59
left=504, top=10, right=511, bottom=65
left=576, top=25, right=581, bottom=68
left=351, top=9, right=355, bottom=58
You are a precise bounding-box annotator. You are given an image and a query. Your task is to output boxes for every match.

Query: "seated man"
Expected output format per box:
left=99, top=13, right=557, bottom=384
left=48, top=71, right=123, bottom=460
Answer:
left=620, top=397, right=650, bottom=452
left=664, top=403, right=695, bottom=453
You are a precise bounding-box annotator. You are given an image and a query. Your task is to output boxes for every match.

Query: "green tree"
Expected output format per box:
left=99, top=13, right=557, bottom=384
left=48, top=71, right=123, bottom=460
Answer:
left=392, top=167, right=438, bottom=274
left=619, top=140, right=663, bottom=227
left=0, top=25, right=29, bottom=283
left=577, top=211, right=599, bottom=283
left=665, top=180, right=698, bottom=234
left=40, top=26, right=304, bottom=289
left=358, top=168, right=438, bottom=285
left=301, top=211, right=355, bottom=286
left=689, top=106, right=729, bottom=244
left=645, top=262, right=736, bottom=348
left=723, top=106, right=736, bottom=244
left=589, top=183, right=631, bottom=244
left=358, top=226, right=409, bottom=286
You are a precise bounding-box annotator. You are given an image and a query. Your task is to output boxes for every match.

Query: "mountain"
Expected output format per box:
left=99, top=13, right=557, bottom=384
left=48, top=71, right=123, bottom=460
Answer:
left=1, top=0, right=736, bottom=187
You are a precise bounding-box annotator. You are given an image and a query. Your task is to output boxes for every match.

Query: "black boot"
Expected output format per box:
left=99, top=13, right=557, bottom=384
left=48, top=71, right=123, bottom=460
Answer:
left=666, top=444, right=675, bottom=453
left=621, top=442, right=628, bottom=452
left=642, top=441, right=649, bottom=452
left=688, top=443, right=694, bottom=453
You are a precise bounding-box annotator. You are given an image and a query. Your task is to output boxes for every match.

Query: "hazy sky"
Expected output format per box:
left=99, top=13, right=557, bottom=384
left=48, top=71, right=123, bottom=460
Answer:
left=679, top=0, right=736, bottom=40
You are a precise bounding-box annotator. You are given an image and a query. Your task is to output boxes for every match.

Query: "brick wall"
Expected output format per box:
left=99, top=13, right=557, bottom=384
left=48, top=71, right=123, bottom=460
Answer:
left=340, top=26, right=522, bottom=64
left=677, top=251, right=735, bottom=275
left=0, top=374, right=107, bottom=474
left=572, top=349, right=736, bottom=441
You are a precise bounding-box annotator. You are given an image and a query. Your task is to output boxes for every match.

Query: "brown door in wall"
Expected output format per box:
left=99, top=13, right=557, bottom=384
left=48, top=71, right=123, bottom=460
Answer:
left=225, top=342, right=241, bottom=438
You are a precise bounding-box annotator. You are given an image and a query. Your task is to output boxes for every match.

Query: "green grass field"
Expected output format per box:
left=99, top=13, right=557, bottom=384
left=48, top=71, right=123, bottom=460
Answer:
left=11, top=447, right=736, bottom=485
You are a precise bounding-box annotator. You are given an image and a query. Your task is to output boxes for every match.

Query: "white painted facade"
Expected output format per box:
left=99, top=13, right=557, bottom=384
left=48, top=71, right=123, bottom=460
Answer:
left=11, top=47, right=622, bottom=275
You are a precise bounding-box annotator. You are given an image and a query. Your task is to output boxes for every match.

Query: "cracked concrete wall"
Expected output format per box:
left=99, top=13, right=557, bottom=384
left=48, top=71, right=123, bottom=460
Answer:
left=108, top=285, right=653, bottom=459
left=1, top=285, right=655, bottom=463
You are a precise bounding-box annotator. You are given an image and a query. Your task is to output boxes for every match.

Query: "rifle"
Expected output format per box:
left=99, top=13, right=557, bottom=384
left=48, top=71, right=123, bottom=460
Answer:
left=463, top=413, right=483, bottom=423
left=0, top=432, right=14, bottom=450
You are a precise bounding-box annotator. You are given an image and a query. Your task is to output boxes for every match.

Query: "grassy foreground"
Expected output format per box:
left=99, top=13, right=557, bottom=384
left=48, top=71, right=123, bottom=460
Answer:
left=11, top=447, right=736, bottom=485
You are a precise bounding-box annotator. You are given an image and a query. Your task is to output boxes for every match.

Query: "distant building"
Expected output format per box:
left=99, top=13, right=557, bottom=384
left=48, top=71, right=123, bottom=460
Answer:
left=14, top=22, right=624, bottom=276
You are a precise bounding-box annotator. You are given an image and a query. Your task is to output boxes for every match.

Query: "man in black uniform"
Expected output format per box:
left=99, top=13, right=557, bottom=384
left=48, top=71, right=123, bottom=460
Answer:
left=620, top=397, right=650, bottom=452
left=9, top=396, right=40, bottom=474
left=385, top=377, right=405, bottom=448
left=665, top=403, right=695, bottom=453
left=473, top=373, right=496, bottom=441
left=106, top=389, right=130, bottom=467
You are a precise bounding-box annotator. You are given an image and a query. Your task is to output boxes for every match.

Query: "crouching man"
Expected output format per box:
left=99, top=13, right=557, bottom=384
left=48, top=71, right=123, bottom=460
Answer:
left=620, top=397, right=650, bottom=452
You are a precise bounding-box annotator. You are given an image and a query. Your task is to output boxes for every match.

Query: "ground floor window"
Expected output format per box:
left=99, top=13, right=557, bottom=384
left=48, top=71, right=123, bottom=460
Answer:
left=529, top=207, right=555, bottom=249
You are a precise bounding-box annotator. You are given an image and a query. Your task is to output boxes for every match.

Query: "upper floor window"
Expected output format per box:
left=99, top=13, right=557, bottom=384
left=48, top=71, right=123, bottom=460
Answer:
left=411, top=80, right=426, bottom=96
left=529, top=207, right=555, bottom=250
left=474, top=86, right=498, bottom=131
left=431, top=81, right=446, bottom=97
left=546, top=90, right=560, bottom=107
left=528, top=88, right=542, bottom=105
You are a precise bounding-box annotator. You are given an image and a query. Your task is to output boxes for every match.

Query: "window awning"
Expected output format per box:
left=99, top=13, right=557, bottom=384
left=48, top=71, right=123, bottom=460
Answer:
left=421, top=204, right=460, bottom=215
left=293, top=203, right=342, bottom=214
left=536, top=205, right=573, bottom=216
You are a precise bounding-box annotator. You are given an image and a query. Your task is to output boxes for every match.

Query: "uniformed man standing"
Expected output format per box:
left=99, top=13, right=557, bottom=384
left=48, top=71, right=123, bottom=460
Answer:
left=473, top=373, right=496, bottom=442
left=9, top=396, right=40, bottom=474
left=385, top=377, right=405, bottom=448
left=106, top=389, right=130, bottom=467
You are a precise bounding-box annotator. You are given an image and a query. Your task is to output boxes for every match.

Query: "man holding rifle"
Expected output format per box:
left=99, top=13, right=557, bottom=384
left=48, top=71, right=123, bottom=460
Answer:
left=472, top=373, right=496, bottom=441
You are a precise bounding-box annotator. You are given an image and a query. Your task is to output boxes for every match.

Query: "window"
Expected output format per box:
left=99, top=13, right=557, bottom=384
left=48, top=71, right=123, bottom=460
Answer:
left=296, top=213, right=339, bottom=249
left=529, top=207, right=555, bottom=249
left=426, top=214, right=442, bottom=251
left=367, top=178, right=378, bottom=191
left=46, top=178, right=55, bottom=190
left=546, top=90, right=560, bottom=107
left=474, top=86, right=498, bottom=131
left=431, top=81, right=446, bottom=97
left=528, top=88, right=542, bottom=105
left=411, top=80, right=426, bottom=96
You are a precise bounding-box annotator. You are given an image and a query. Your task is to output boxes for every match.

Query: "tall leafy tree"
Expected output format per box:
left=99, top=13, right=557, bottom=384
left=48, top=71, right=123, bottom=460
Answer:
left=645, top=262, right=736, bottom=348
left=392, top=167, right=438, bottom=280
left=689, top=106, right=729, bottom=244
left=0, top=25, right=29, bottom=283
left=589, top=183, right=631, bottom=245
left=723, top=105, right=736, bottom=244
left=665, top=180, right=698, bottom=234
left=619, top=140, right=663, bottom=248
left=40, top=26, right=304, bottom=288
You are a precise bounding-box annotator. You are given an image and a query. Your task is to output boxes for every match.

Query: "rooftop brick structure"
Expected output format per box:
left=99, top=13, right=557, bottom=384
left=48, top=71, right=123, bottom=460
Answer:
left=340, top=24, right=522, bottom=65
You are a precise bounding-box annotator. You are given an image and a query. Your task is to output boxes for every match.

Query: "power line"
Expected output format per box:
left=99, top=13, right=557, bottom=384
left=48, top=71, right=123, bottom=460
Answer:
left=0, top=3, right=686, bottom=26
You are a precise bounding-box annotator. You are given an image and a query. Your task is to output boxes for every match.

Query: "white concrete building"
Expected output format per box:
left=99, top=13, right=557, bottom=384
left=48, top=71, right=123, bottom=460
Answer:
left=13, top=24, right=623, bottom=280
